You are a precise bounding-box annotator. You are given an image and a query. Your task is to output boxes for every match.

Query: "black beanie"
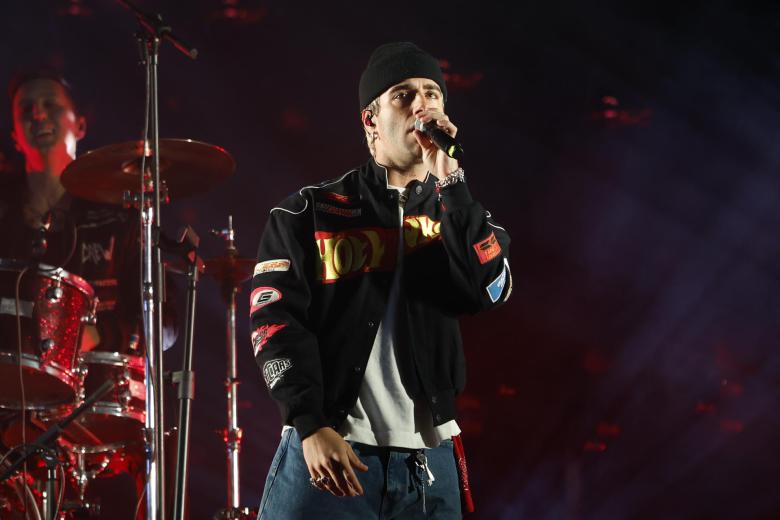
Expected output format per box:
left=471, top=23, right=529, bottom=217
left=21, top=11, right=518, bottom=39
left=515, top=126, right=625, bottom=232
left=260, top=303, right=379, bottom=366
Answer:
left=359, top=42, right=447, bottom=110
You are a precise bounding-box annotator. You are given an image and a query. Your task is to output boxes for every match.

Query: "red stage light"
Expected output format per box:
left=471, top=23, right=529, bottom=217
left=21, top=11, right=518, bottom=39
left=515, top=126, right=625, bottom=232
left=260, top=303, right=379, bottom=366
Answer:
left=601, top=95, right=619, bottom=106
left=583, top=441, right=607, bottom=453
left=720, top=379, right=744, bottom=398
left=457, top=394, right=482, bottom=410
left=596, top=422, right=621, bottom=437
left=443, top=72, right=485, bottom=91
left=281, top=108, right=309, bottom=131
left=719, top=419, right=744, bottom=433
left=695, top=401, right=716, bottom=414
left=57, top=0, right=92, bottom=17
left=583, top=350, right=611, bottom=375
left=210, top=1, right=268, bottom=24
left=497, top=384, right=518, bottom=397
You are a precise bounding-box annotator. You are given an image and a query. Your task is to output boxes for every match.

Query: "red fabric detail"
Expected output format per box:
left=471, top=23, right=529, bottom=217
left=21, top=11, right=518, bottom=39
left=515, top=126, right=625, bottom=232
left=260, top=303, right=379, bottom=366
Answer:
left=323, top=191, right=353, bottom=204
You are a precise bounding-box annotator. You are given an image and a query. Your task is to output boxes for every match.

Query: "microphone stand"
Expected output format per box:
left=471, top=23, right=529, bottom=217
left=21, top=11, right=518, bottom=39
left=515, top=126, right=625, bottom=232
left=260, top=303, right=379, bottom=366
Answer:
left=0, top=380, right=116, bottom=520
left=115, top=2, right=197, bottom=519
left=162, top=227, right=203, bottom=520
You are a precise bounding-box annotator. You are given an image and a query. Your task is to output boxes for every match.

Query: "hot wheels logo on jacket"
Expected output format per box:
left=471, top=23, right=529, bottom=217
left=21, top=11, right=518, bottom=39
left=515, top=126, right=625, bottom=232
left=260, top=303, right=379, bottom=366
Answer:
left=314, top=216, right=441, bottom=283
left=315, top=227, right=391, bottom=283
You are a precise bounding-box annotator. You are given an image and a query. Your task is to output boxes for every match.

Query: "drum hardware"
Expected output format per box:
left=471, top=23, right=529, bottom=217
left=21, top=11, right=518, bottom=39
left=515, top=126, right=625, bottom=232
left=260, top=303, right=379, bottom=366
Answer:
left=70, top=447, right=114, bottom=503
left=161, top=225, right=202, bottom=520
left=44, top=282, right=63, bottom=303
left=113, top=4, right=198, bottom=518
left=80, top=298, right=99, bottom=326
left=208, top=216, right=258, bottom=520
left=45, top=0, right=230, bottom=520
left=0, top=378, right=116, bottom=519
left=39, top=339, right=55, bottom=353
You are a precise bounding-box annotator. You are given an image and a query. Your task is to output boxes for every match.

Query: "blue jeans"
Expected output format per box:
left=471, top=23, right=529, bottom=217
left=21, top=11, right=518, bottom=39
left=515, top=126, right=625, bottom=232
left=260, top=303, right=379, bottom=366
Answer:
left=257, top=428, right=462, bottom=519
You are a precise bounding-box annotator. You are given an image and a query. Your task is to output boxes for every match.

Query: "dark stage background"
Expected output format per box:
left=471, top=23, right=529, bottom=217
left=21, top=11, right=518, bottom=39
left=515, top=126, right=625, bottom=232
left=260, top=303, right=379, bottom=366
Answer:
left=2, top=1, right=780, bottom=518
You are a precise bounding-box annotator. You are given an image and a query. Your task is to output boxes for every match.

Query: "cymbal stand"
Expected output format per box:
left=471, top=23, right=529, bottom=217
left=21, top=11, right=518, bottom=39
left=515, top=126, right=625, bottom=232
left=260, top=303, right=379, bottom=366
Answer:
left=212, top=216, right=255, bottom=519
left=116, top=2, right=197, bottom=519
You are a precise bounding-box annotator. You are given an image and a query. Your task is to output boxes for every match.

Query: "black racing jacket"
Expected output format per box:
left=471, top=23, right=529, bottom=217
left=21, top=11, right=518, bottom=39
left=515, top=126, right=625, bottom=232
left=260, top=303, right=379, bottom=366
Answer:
left=249, top=159, right=512, bottom=440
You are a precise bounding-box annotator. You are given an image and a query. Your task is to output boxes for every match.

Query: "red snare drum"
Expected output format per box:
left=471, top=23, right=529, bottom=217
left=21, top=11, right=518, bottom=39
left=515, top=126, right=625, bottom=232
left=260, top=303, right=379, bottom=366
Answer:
left=0, top=259, right=95, bottom=409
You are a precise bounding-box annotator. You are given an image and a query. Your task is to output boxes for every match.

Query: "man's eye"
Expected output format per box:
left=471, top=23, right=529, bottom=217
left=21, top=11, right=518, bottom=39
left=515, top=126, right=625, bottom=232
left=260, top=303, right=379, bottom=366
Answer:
left=394, top=92, right=409, bottom=100
left=426, top=92, right=439, bottom=99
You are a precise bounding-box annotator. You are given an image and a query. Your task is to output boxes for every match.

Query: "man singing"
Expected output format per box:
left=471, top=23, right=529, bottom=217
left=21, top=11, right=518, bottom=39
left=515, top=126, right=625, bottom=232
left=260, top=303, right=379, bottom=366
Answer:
left=250, top=42, right=512, bottom=519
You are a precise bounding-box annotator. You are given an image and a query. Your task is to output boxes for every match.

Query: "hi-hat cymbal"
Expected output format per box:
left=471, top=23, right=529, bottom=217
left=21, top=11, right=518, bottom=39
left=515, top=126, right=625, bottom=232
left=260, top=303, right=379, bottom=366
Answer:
left=61, top=138, right=235, bottom=204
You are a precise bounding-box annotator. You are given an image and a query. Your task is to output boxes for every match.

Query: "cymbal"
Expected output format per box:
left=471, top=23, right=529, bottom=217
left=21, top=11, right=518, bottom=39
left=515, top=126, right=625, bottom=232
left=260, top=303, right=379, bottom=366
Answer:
left=203, top=256, right=255, bottom=285
left=61, top=138, right=235, bottom=204
left=167, top=255, right=255, bottom=286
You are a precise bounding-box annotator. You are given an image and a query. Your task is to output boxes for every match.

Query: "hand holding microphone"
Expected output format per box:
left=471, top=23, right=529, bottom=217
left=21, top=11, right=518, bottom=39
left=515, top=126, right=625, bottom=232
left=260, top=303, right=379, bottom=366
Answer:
left=414, top=115, right=464, bottom=162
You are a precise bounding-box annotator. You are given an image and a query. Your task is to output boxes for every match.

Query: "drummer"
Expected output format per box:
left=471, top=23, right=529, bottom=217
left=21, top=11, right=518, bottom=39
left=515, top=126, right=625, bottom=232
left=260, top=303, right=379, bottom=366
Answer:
left=0, top=70, right=177, bottom=353
left=0, top=70, right=178, bottom=518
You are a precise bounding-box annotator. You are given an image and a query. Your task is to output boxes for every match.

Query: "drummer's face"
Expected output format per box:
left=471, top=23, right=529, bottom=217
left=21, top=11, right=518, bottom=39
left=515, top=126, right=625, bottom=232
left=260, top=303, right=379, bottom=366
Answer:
left=11, top=78, right=85, bottom=162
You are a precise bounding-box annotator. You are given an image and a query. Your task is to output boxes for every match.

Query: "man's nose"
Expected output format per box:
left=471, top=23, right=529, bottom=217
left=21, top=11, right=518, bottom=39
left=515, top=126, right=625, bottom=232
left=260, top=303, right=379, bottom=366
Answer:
left=412, top=93, right=431, bottom=115
left=31, top=103, right=47, bottom=121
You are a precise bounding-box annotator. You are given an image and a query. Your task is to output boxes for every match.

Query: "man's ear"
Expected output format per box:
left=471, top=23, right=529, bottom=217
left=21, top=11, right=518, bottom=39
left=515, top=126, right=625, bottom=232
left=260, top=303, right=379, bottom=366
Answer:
left=75, top=115, right=87, bottom=140
left=361, top=109, right=374, bottom=129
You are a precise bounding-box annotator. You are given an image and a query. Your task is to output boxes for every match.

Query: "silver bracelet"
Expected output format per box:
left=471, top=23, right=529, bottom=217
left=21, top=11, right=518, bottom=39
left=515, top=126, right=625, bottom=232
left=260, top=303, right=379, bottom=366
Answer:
left=435, top=167, right=465, bottom=189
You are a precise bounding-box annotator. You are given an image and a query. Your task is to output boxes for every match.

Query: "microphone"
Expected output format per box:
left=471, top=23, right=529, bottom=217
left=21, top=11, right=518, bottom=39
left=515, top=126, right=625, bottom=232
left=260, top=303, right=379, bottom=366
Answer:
left=414, top=119, right=464, bottom=161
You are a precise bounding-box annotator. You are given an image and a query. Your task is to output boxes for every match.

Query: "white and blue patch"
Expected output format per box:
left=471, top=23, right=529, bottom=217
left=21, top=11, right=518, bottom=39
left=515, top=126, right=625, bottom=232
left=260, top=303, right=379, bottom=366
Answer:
left=486, top=264, right=508, bottom=303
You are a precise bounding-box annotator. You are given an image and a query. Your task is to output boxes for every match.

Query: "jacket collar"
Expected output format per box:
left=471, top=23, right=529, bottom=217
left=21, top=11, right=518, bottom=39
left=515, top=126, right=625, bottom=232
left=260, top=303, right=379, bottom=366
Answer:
left=365, top=157, right=435, bottom=189
left=362, top=158, right=438, bottom=213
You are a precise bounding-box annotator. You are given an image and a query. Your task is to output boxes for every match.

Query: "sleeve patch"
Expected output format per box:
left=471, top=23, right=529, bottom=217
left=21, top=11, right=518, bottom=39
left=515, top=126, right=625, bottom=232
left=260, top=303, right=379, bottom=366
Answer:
left=263, top=358, right=292, bottom=389
left=251, top=323, right=287, bottom=356
left=254, top=259, right=291, bottom=276
left=250, top=287, right=282, bottom=315
left=486, top=265, right=507, bottom=303
left=473, top=232, right=502, bottom=264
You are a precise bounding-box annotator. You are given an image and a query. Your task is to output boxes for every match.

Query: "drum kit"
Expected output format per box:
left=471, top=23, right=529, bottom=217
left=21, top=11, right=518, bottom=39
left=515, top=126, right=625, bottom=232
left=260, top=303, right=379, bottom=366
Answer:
left=0, top=2, right=267, bottom=519
left=0, top=130, right=259, bottom=519
left=0, top=7, right=271, bottom=517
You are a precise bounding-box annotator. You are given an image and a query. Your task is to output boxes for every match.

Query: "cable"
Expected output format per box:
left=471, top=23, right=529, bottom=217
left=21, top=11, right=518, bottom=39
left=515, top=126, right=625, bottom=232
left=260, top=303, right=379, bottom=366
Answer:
left=14, top=267, right=29, bottom=518
left=21, top=480, right=42, bottom=520
left=139, top=30, right=151, bottom=336
left=0, top=444, right=24, bottom=467
left=9, top=471, right=41, bottom=520
left=134, top=479, right=148, bottom=520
